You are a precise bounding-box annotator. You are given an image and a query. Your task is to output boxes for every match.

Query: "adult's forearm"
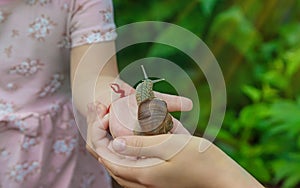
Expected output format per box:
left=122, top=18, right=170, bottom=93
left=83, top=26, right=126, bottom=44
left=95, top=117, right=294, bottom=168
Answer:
left=191, top=137, right=264, bottom=188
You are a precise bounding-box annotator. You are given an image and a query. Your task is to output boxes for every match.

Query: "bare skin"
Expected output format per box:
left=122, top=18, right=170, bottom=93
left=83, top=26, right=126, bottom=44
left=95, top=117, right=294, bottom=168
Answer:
left=70, top=42, right=192, bottom=138
left=71, top=42, right=121, bottom=116
left=86, top=103, right=265, bottom=188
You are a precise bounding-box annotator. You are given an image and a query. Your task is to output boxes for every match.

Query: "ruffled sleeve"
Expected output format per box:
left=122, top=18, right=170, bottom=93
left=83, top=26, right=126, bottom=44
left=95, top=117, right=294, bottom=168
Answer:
left=69, top=0, right=117, bottom=48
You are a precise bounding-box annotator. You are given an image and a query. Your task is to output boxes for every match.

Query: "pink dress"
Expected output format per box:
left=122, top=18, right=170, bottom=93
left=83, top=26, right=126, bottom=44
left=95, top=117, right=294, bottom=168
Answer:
left=0, top=0, right=116, bottom=187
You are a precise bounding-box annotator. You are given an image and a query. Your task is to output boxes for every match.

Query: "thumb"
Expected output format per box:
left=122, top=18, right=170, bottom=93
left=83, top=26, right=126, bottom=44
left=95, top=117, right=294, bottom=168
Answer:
left=112, top=134, right=192, bottom=160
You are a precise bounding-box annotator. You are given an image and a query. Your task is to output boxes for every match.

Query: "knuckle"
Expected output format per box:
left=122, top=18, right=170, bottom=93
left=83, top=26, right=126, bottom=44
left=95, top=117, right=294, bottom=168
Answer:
left=132, top=138, right=144, bottom=156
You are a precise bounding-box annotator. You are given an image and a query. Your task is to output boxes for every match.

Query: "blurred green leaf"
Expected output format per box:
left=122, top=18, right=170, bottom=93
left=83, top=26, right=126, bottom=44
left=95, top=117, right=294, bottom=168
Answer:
left=239, top=104, right=269, bottom=127
left=279, top=23, right=300, bottom=48
left=147, top=26, right=198, bottom=57
left=244, top=158, right=271, bottom=182
left=242, top=85, right=261, bottom=102
left=282, top=173, right=300, bottom=188
left=210, top=6, right=261, bottom=54
left=266, top=101, right=300, bottom=137
left=284, top=48, right=300, bottom=77
left=261, top=84, right=279, bottom=101
left=272, top=156, right=300, bottom=188
left=198, top=0, right=217, bottom=16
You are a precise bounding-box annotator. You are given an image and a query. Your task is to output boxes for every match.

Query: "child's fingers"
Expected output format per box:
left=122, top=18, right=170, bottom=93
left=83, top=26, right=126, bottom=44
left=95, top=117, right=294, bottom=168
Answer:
left=86, top=102, right=110, bottom=157
left=91, top=114, right=111, bottom=148
left=86, top=102, right=107, bottom=124
left=154, top=92, right=193, bottom=112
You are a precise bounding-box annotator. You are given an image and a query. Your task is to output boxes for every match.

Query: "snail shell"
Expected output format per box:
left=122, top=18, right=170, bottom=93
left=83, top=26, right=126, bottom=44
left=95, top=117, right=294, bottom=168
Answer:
left=134, top=65, right=173, bottom=135
left=134, top=98, right=173, bottom=135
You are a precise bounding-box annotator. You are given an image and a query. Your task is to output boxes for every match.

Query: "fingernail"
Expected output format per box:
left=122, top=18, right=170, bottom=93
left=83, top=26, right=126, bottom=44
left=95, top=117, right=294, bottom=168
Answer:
left=112, top=138, right=126, bottom=152
left=103, top=114, right=109, bottom=121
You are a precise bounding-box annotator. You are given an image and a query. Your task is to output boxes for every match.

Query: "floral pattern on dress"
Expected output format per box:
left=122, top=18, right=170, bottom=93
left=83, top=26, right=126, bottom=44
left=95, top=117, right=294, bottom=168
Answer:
left=0, top=10, right=10, bottom=24
left=4, top=45, right=12, bottom=58
left=78, top=138, right=88, bottom=155
left=60, top=118, right=75, bottom=130
left=60, top=2, right=71, bottom=12
left=48, top=102, right=62, bottom=116
left=80, top=30, right=116, bottom=44
left=25, top=0, right=50, bottom=6
left=8, top=161, right=40, bottom=183
left=9, top=59, right=44, bottom=76
left=10, top=118, right=31, bottom=134
left=21, top=137, right=40, bottom=151
left=28, top=15, right=56, bottom=41
left=0, top=148, right=10, bottom=159
left=58, top=34, right=72, bottom=49
left=11, top=29, right=20, bottom=38
left=102, top=30, right=117, bottom=41
left=0, top=1, right=115, bottom=187
left=0, top=100, right=15, bottom=120
left=80, top=30, right=103, bottom=44
left=5, top=82, right=18, bottom=91
left=80, top=173, right=95, bottom=188
left=99, top=9, right=113, bottom=23
left=53, top=138, right=77, bottom=156
left=38, top=73, right=64, bottom=98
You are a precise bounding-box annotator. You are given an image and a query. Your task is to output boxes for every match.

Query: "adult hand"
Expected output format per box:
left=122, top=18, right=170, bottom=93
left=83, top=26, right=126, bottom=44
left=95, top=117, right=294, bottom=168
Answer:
left=101, top=134, right=265, bottom=188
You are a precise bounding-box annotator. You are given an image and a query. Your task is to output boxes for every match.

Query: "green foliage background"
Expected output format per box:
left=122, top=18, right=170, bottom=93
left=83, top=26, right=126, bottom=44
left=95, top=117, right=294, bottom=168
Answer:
left=113, top=0, right=300, bottom=187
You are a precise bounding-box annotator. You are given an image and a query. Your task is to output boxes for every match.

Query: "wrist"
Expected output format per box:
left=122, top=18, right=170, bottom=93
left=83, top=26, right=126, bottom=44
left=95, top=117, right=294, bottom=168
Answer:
left=188, top=138, right=263, bottom=188
left=203, top=143, right=264, bottom=188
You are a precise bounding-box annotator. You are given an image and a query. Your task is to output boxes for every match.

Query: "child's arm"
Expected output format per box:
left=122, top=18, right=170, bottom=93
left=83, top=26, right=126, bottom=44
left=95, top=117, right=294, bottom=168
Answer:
left=70, top=41, right=133, bottom=116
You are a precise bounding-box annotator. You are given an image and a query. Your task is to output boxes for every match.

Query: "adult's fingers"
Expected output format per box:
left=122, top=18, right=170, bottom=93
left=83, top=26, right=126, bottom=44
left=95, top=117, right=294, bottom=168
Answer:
left=100, top=152, right=163, bottom=182
left=105, top=166, right=146, bottom=188
left=112, top=176, right=146, bottom=188
left=112, top=134, right=192, bottom=160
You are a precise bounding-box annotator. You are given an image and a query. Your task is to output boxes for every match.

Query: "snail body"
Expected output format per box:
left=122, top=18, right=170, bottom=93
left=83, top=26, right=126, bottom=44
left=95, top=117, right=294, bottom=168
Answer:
left=134, top=66, right=173, bottom=135
left=135, top=79, right=155, bottom=105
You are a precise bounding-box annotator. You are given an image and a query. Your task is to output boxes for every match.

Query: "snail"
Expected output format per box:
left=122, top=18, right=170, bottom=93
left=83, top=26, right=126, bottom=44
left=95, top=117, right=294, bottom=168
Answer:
left=134, top=65, right=173, bottom=135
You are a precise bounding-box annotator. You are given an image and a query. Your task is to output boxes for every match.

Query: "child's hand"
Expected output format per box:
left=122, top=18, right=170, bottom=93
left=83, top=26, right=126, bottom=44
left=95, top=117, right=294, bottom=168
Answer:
left=86, top=92, right=193, bottom=159
left=109, top=93, right=193, bottom=137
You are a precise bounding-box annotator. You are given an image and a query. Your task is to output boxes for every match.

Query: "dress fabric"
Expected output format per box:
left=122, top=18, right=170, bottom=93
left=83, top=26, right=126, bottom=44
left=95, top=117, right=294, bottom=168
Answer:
left=0, top=0, right=116, bottom=187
